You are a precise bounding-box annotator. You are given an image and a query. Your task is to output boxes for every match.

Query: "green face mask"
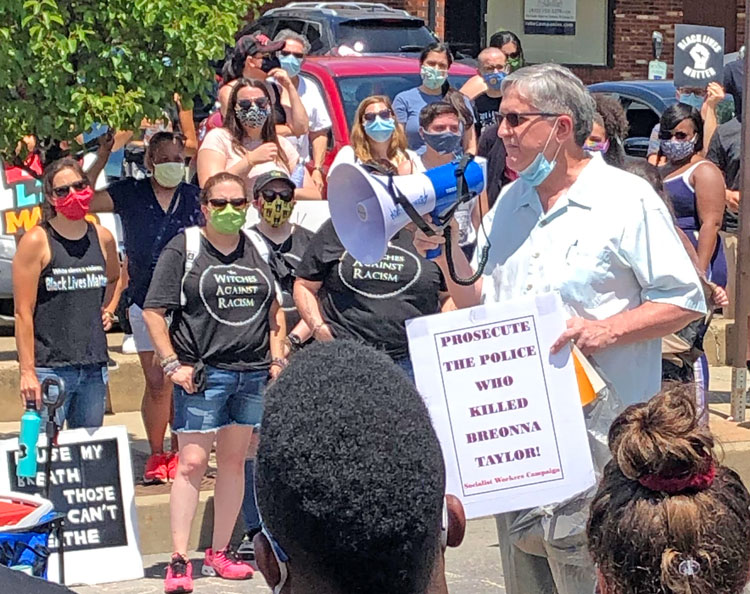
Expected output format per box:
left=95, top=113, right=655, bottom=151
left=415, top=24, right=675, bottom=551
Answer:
left=209, top=203, right=247, bottom=234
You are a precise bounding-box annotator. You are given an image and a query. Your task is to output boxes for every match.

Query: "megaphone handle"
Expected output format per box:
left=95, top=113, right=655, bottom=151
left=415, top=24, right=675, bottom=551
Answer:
left=426, top=213, right=442, bottom=259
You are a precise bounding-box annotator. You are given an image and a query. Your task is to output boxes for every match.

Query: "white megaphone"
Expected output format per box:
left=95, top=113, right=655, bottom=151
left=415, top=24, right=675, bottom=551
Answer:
left=327, top=158, right=486, bottom=265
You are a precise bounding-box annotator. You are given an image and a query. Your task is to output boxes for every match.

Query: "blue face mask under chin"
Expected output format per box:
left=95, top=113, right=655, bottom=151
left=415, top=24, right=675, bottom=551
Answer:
left=364, top=116, right=396, bottom=143
left=679, top=93, right=704, bottom=111
left=518, top=121, right=561, bottom=187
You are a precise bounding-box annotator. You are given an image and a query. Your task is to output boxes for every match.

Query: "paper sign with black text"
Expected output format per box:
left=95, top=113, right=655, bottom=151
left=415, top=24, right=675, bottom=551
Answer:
left=0, top=426, right=143, bottom=585
left=406, top=293, right=595, bottom=518
left=673, top=24, right=724, bottom=88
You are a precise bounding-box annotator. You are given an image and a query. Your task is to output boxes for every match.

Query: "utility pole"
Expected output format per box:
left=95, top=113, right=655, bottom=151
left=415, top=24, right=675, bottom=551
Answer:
left=729, top=16, right=750, bottom=421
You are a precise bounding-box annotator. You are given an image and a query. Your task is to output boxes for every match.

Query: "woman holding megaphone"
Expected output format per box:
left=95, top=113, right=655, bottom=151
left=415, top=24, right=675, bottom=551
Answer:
left=297, top=97, right=453, bottom=377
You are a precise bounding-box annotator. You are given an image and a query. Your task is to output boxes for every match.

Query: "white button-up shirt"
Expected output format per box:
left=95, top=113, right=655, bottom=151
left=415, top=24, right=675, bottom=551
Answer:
left=476, top=156, right=707, bottom=405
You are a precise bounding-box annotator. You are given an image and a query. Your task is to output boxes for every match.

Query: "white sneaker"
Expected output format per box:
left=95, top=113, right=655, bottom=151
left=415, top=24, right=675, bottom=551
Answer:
left=121, top=334, right=137, bottom=355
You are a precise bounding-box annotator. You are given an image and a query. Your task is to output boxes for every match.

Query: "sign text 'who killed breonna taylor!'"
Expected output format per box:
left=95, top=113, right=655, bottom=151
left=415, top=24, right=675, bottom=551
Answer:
left=406, top=293, right=594, bottom=519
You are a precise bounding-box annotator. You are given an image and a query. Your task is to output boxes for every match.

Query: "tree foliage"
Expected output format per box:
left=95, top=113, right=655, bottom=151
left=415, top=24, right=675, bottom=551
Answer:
left=0, top=0, right=263, bottom=163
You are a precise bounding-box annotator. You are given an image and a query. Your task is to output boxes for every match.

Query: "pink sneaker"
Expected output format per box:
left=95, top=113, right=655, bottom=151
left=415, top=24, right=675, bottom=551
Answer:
left=201, top=548, right=254, bottom=580
left=164, top=553, right=193, bottom=593
left=167, top=452, right=179, bottom=482
left=144, top=453, right=169, bottom=484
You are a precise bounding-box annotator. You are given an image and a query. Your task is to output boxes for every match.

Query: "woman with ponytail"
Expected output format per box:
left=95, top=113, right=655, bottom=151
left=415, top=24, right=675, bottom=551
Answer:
left=587, top=385, right=750, bottom=594
left=393, top=42, right=476, bottom=154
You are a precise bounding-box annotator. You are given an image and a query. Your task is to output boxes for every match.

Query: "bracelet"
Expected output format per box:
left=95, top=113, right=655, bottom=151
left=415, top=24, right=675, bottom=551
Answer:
left=313, top=165, right=325, bottom=173
left=163, top=360, right=181, bottom=376
left=103, top=311, right=116, bottom=321
left=160, top=354, right=178, bottom=368
left=270, top=357, right=288, bottom=370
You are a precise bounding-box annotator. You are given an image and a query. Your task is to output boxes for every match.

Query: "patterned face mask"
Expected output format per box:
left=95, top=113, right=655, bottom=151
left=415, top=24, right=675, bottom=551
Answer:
left=235, top=104, right=270, bottom=128
left=260, top=195, right=294, bottom=227
left=660, top=136, right=696, bottom=162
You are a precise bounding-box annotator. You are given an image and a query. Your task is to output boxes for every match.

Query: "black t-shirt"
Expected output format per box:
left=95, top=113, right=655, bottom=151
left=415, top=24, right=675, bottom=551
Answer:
left=478, top=123, right=510, bottom=208
left=108, top=179, right=203, bottom=307
left=144, top=231, right=282, bottom=371
left=296, top=220, right=445, bottom=359
left=254, top=225, right=313, bottom=330
left=474, top=92, right=502, bottom=137
left=706, top=117, right=741, bottom=233
left=724, top=58, right=744, bottom=121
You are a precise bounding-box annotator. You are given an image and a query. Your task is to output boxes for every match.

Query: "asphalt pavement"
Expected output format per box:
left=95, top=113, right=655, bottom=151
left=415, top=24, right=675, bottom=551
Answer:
left=71, top=516, right=505, bottom=593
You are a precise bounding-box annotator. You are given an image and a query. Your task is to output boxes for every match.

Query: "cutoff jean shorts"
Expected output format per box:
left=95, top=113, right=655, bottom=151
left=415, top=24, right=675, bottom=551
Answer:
left=172, top=366, right=266, bottom=433
left=35, top=364, right=108, bottom=429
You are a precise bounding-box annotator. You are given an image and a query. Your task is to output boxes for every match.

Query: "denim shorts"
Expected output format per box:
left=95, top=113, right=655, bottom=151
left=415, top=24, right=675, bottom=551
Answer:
left=35, top=364, right=108, bottom=429
left=172, top=366, right=267, bottom=433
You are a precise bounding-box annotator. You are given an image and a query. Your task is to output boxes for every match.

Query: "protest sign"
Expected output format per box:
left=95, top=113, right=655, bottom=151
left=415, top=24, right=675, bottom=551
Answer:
left=673, top=24, right=724, bottom=88
left=0, top=426, right=142, bottom=585
left=406, top=293, right=595, bottom=519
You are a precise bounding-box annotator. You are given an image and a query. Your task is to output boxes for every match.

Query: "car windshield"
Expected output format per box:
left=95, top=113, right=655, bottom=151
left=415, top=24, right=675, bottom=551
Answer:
left=336, top=20, right=435, bottom=53
left=336, top=74, right=472, bottom=131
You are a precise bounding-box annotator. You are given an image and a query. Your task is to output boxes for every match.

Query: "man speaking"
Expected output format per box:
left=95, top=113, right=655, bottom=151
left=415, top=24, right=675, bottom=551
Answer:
left=413, top=64, right=706, bottom=593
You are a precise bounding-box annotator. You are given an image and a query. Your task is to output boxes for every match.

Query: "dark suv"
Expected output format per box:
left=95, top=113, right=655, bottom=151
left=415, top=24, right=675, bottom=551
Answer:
left=240, top=2, right=438, bottom=56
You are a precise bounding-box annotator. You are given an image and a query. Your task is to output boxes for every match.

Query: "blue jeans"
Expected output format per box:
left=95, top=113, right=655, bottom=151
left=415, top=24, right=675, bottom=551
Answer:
left=35, top=364, right=108, bottom=429
left=172, top=367, right=266, bottom=433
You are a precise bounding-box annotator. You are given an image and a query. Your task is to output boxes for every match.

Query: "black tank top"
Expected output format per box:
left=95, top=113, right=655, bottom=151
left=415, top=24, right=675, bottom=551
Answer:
left=34, top=222, right=108, bottom=367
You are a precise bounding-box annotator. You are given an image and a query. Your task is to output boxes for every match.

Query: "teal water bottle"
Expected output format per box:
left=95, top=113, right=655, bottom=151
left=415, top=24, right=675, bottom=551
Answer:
left=17, top=402, right=41, bottom=478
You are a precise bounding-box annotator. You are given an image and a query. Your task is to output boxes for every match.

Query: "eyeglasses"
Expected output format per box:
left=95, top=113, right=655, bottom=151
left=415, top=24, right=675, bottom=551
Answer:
left=498, top=112, right=561, bottom=128
left=51, top=180, right=90, bottom=198
left=363, top=110, right=393, bottom=123
left=658, top=129, right=693, bottom=141
left=237, top=97, right=270, bottom=110
left=280, top=50, right=304, bottom=60
left=208, top=197, right=248, bottom=208
left=260, top=189, right=294, bottom=202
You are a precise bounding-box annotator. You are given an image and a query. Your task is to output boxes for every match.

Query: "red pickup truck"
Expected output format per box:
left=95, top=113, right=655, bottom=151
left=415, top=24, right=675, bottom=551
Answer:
left=300, top=55, right=476, bottom=169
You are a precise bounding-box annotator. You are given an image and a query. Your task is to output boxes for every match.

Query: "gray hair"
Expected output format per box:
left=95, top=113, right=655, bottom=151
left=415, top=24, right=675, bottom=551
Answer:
left=501, top=63, right=595, bottom=146
left=274, top=29, right=311, bottom=54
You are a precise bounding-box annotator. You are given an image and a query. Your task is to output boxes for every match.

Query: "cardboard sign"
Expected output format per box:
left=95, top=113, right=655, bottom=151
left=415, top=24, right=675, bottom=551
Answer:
left=406, top=293, right=595, bottom=518
left=673, top=24, right=724, bottom=88
left=0, top=426, right=143, bottom=585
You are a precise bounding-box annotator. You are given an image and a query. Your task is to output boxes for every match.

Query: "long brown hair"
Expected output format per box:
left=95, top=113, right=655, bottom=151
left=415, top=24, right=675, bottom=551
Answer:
left=350, top=95, right=409, bottom=168
left=224, top=78, right=290, bottom=172
left=41, top=157, right=87, bottom=222
left=587, top=385, right=750, bottom=594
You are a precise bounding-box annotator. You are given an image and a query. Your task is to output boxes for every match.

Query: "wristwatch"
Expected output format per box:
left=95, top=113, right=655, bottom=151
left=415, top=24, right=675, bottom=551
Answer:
left=287, top=333, right=303, bottom=353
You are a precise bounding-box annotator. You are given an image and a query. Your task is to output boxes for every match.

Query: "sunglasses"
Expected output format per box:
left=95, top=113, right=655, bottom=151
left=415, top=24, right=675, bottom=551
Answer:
left=208, top=197, right=248, bottom=208
left=499, top=112, right=560, bottom=128
left=280, top=49, right=304, bottom=60
left=659, top=130, right=693, bottom=141
left=260, top=189, right=294, bottom=202
left=237, top=97, right=270, bottom=110
left=51, top=180, right=89, bottom=198
left=363, top=109, right=393, bottom=123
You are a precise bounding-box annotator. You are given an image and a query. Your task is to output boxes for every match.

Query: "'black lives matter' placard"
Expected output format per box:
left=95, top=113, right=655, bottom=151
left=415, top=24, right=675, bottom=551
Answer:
left=6, top=438, right=127, bottom=552
left=674, top=24, right=725, bottom=88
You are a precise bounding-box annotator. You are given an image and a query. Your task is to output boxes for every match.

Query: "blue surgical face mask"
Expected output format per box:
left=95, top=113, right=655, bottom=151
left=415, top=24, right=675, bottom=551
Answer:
left=279, top=53, right=302, bottom=77
left=679, top=93, right=704, bottom=111
left=518, top=120, right=561, bottom=187
left=421, top=127, right=463, bottom=155
left=364, top=116, right=396, bottom=143
left=483, top=71, right=506, bottom=91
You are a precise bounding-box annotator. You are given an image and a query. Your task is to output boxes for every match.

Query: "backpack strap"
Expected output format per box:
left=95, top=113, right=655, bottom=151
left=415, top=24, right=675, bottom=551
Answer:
left=243, top=228, right=284, bottom=305
left=181, top=226, right=202, bottom=307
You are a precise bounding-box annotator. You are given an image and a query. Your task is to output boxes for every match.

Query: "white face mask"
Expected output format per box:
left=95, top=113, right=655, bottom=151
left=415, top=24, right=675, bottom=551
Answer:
left=153, top=162, right=185, bottom=188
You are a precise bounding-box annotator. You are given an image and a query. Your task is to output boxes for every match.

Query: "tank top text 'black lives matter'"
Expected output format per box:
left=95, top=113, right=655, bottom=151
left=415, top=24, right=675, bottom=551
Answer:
left=34, top=222, right=108, bottom=367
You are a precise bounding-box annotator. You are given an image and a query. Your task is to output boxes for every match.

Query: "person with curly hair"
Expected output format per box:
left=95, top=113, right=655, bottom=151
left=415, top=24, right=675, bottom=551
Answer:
left=588, top=384, right=750, bottom=594
left=587, top=93, right=629, bottom=168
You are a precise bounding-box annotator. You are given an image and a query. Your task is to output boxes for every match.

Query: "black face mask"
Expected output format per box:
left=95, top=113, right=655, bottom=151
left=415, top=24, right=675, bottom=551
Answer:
left=261, top=55, right=280, bottom=73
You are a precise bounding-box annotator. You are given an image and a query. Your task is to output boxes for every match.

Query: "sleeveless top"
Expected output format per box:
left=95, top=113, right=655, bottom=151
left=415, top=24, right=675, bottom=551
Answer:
left=34, top=222, right=109, bottom=367
left=663, top=160, right=727, bottom=287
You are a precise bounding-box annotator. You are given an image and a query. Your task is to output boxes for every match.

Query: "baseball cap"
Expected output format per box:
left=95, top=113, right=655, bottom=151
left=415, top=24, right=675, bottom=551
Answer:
left=254, top=170, right=296, bottom=196
left=235, top=33, right=285, bottom=59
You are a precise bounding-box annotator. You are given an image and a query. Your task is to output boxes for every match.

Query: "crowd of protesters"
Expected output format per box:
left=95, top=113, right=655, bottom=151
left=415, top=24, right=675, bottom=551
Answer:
left=10, top=22, right=750, bottom=594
